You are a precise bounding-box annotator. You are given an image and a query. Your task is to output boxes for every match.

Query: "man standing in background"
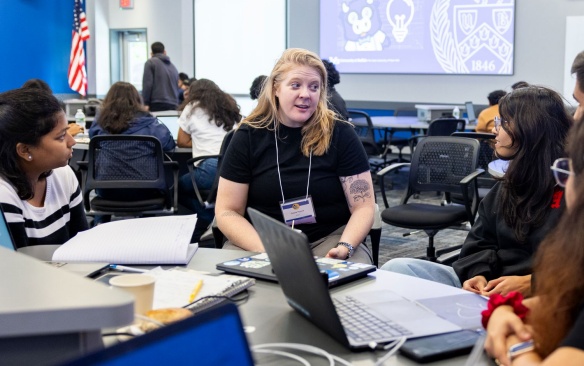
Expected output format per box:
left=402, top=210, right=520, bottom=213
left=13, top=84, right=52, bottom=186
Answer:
left=142, top=42, right=179, bottom=112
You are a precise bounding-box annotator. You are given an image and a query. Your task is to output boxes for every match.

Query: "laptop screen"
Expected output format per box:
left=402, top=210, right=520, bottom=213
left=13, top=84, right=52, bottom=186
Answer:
left=62, top=302, right=254, bottom=366
left=156, top=116, right=181, bottom=140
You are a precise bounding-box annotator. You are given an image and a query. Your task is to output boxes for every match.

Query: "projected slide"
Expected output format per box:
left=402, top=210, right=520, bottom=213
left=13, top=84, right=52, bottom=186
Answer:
left=320, top=0, right=515, bottom=75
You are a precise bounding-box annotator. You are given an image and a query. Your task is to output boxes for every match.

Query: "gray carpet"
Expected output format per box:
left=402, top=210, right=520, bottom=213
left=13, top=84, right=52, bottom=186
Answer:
left=372, top=167, right=469, bottom=267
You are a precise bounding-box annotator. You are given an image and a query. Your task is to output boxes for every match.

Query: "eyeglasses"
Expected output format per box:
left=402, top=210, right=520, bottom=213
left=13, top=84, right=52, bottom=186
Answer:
left=551, top=158, right=573, bottom=187
left=494, top=116, right=502, bottom=132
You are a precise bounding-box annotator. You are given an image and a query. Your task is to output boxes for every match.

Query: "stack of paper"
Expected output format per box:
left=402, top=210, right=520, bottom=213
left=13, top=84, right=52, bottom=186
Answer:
left=53, top=215, right=198, bottom=264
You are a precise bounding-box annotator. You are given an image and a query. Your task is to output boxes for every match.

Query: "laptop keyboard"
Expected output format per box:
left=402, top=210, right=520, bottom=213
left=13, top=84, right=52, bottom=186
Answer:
left=333, top=296, right=412, bottom=342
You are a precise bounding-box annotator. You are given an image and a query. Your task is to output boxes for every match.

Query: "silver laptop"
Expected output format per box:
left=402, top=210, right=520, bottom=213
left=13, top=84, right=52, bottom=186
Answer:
left=465, top=101, right=477, bottom=123
left=247, top=207, right=460, bottom=350
left=0, top=205, right=109, bottom=278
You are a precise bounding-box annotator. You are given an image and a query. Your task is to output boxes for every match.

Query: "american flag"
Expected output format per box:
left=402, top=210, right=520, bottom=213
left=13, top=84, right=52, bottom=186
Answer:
left=68, top=0, right=90, bottom=96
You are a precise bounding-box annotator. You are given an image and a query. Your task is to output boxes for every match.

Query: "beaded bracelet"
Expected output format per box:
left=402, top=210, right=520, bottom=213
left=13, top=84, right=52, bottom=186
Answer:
left=481, top=291, right=529, bottom=328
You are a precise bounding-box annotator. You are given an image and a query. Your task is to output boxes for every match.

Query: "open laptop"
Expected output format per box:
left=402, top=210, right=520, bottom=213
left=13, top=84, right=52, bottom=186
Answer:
left=465, top=101, right=477, bottom=123
left=247, top=207, right=461, bottom=349
left=217, top=251, right=376, bottom=288
left=156, top=115, right=181, bottom=140
left=61, top=302, right=254, bottom=366
left=0, top=205, right=109, bottom=278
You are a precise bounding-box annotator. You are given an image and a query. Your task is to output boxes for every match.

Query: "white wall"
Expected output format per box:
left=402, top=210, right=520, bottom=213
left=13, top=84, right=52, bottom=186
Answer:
left=86, top=0, right=193, bottom=96
left=86, top=0, right=584, bottom=105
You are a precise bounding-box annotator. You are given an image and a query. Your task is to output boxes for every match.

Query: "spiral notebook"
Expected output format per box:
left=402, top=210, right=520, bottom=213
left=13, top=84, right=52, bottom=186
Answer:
left=145, top=267, right=255, bottom=313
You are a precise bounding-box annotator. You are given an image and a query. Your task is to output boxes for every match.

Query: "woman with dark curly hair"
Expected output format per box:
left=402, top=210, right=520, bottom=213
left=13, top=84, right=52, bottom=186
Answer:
left=177, top=79, right=240, bottom=240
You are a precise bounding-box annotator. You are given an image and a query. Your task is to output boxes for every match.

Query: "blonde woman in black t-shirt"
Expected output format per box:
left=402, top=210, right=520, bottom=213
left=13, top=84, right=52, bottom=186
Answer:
left=215, top=48, right=375, bottom=264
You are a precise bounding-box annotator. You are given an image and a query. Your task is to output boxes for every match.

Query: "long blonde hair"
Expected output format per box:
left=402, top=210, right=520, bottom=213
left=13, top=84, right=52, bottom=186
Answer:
left=242, top=48, right=336, bottom=156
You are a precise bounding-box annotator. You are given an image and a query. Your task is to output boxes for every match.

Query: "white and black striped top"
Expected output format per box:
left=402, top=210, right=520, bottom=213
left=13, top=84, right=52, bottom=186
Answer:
left=0, top=166, right=88, bottom=248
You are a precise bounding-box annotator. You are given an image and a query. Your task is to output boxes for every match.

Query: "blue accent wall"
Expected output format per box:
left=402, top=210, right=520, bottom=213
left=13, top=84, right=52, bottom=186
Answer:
left=0, top=0, right=74, bottom=93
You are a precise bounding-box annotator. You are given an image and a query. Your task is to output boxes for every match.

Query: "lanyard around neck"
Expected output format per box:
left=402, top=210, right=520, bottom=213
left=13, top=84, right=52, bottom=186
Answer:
left=274, top=127, right=312, bottom=202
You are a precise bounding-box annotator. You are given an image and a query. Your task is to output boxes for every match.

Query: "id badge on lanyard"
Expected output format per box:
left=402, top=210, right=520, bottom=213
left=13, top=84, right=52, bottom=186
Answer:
left=280, top=195, right=317, bottom=226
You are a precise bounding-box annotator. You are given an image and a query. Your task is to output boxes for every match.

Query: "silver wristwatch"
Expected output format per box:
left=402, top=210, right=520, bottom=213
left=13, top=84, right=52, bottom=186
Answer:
left=336, top=242, right=355, bottom=259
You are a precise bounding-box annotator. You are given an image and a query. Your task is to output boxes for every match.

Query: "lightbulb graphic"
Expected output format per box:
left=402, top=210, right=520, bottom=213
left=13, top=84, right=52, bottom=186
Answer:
left=386, top=0, right=415, bottom=43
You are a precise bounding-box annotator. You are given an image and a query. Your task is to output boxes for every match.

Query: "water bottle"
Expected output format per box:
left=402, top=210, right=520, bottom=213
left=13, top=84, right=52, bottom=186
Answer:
left=452, top=106, right=460, bottom=119
left=75, top=109, right=86, bottom=135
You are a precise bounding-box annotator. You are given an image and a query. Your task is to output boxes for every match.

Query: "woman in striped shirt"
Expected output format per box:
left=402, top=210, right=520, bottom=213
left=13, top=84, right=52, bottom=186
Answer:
left=0, top=88, right=88, bottom=248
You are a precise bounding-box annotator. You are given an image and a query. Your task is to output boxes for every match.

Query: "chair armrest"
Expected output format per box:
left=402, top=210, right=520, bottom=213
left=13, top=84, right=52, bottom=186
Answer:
left=377, top=163, right=411, bottom=208
left=459, top=168, right=485, bottom=185
left=77, top=161, right=90, bottom=211
left=458, top=168, right=485, bottom=225
left=77, top=161, right=88, bottom=170
left=376, top=162, right=410, bottom=177
left=186, top=154, right=221, bottom=167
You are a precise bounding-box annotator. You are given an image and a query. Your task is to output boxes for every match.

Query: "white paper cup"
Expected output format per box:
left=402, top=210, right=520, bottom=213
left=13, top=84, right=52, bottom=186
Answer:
left=110, top=274, right=156, bottom=315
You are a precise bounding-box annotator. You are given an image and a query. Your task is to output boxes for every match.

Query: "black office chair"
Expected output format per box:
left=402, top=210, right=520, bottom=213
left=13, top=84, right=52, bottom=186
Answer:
left=185, top=130, right=235, bottom=248
left=347, top=109, right=385, bottom=172
left=409, top=118, right=466, bottom=154
left=382, top=109, right=416, bottom=163
left=451, top=132, right=497, bottom=199
left=376, top=136, right=483, bottom=262
left=78, top=135, right=179, bottom=221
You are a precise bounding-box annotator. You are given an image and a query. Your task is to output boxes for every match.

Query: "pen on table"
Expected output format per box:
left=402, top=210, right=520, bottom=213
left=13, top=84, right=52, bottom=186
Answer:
left=109, top=264, right=148, bottom=273
left=291, top=220, right=295, bottom=230
left=189, top=280, right=203, bottom=303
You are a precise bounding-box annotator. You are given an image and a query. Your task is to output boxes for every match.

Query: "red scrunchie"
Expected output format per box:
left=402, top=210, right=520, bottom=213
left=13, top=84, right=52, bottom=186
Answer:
left=481, top=291, right=529, bottom=329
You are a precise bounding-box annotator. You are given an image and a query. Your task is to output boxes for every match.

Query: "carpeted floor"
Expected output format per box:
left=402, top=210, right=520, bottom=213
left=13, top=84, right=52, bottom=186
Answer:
left=371, top=167, right=469, bottom=267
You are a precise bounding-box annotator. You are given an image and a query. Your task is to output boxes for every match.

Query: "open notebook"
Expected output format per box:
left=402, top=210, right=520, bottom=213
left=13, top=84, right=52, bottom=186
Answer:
left=53, top=215, right=198, bottom=264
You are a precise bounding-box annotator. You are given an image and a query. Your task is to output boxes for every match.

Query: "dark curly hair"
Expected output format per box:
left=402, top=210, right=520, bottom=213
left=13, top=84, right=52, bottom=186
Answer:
left=321, top=59, right=340, bottom=91
left=96, top=82, right=144, bottom=134
left=180, top=79, right=240, bottom=131
left=0, top=88, right=62, bottom=199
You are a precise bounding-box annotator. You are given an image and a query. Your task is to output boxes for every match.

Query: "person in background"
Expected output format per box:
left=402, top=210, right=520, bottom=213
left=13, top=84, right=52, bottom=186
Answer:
left=22, top=78, right=83, bottom=136
left=177, top=79, right=240, bottom=242
left=381, top=86, right=572, bottom=296
left=475, top=89, right=507, bottom=132
left=215, top=48, right=374, bottom=263
left=484, top=115, right=584, bottom=366
left=0, top=88, right=88, bottom=247
left=250, top=75, right=267, bottom=100
left=511, top=81, right=530, bottom=90
left=142, top=42, right=179, bottom=112
left=571, top=51, right=584, bottom=121
left=88, top=82, right=175, bottom=222
left=89, top=82, right=175, bottom=151
left=178, top=72, right=189, bottom=104
left=321, top=59, right=349, bottom=121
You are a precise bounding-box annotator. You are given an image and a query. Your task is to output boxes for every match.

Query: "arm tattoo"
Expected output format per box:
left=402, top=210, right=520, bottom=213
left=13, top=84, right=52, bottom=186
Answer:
left=349, top=179, right=371, bottom=203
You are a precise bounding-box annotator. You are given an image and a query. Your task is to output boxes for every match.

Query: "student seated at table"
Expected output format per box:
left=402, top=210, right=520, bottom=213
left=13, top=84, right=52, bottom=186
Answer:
left=381, top=86, right=572, bottom=295
left=177, top=79, right=240, bottom=241
left=215, top=48, right=375, bottom=264
left=0, top=88, right=88, bottom=247
left=89, top=82, right=175, bottom=152
left=484, top=115, right=584, bottom=366
left=475, top=89, right=506, bottom=132
left=88, top=82, right=175, bottom=212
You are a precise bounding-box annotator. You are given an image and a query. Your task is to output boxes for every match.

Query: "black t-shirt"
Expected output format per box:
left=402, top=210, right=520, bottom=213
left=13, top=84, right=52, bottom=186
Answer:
left=220, top=121, right=370, bottom=242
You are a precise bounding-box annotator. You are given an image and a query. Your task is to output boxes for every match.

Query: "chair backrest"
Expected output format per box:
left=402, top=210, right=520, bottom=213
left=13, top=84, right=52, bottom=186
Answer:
left=427, top=118, right=466, bottom=136
left=347, top=109, right=380, bottom=156
left=83, top=135, right=169, bottom=208
left=451, top=132, right=497, bottom=187
left=405, top=136, right=480, bottom=202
